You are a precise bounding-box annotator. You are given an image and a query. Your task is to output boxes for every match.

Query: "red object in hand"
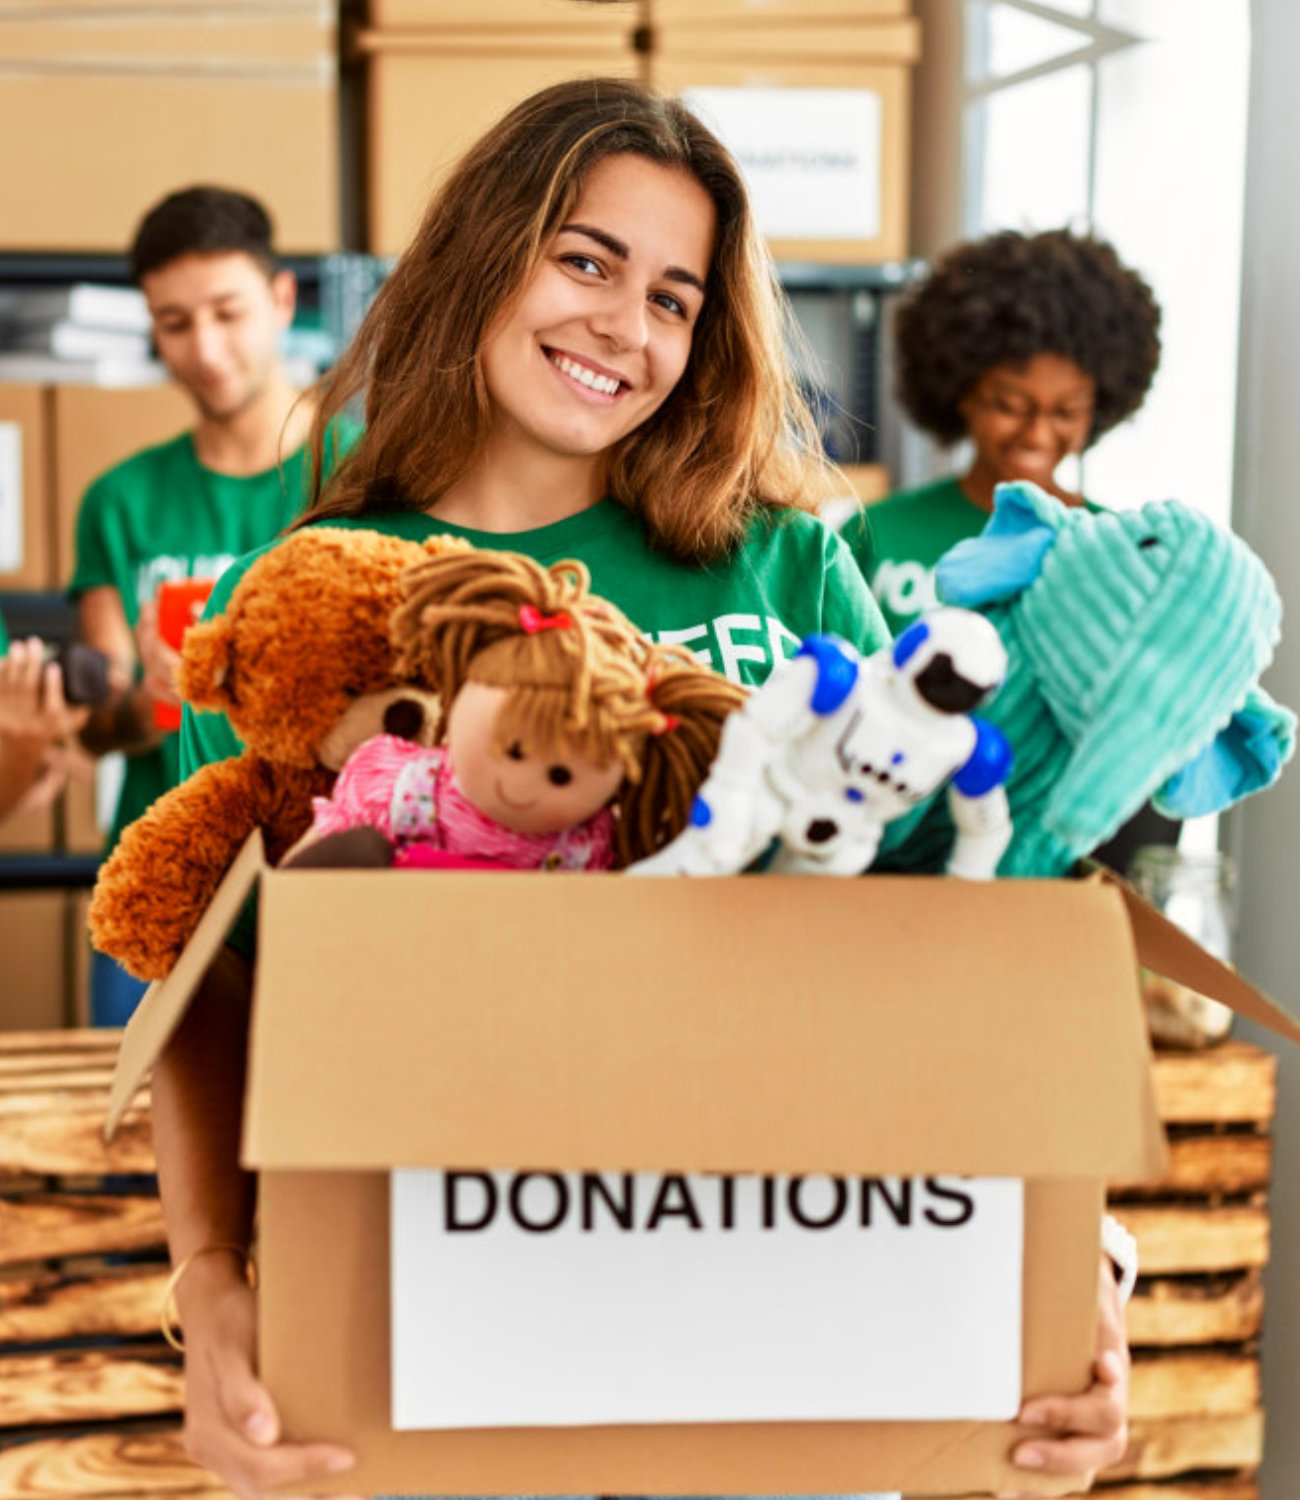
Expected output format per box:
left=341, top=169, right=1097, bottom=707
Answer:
left=152, top=578, right=215, bottom=731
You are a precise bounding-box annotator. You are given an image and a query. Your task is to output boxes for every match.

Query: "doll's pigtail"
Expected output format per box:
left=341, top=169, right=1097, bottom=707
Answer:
left=612, top=647, right=748, bottom=866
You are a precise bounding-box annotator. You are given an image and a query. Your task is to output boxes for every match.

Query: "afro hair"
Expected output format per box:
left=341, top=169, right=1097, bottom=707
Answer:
left=893, top=228, right=1162, bottom=448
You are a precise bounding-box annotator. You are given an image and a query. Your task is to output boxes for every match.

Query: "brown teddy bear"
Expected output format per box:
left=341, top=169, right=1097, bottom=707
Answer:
left=88, top=527, right=445, bottom=981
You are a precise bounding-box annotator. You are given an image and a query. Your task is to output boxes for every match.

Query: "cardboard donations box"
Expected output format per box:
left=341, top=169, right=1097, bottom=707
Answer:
left=108, top=833, right=1300, bottom=1496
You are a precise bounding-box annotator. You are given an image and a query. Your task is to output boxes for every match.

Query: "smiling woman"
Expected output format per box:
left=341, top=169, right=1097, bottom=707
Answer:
left=152, top=78, right=1132, bottom=1500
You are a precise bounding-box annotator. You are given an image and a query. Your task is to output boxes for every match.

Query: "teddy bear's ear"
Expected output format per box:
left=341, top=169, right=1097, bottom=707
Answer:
left=178, top=617, right=236, bottom=711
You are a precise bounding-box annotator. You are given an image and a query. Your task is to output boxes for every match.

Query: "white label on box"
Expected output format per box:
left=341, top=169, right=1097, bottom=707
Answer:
left=0, top=422, right=24, bottom=573
left=391, top=1170, right=1023, bottom=1430
left=683, top=87, right=883, bottom=241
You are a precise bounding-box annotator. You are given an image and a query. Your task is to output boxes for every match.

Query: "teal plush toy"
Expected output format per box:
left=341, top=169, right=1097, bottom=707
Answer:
left=876, top=481, right=1296, bottom=877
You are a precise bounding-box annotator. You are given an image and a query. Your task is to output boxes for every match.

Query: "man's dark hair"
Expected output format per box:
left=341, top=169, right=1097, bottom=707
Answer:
left=893, top=228, right=1162, bottom=449
left=129, top=186, right=277, bottom=283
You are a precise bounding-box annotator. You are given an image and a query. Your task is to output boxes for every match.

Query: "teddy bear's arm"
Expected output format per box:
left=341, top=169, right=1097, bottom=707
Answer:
left=88, top=755, right=330, bottom=981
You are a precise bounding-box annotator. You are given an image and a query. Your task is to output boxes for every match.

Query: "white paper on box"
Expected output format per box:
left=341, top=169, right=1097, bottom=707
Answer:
left=682, top=87, right=883, bottom=241
left=391, top=1170, right=1023, bottom=1430
left=0, top=422, right=23, bottom=572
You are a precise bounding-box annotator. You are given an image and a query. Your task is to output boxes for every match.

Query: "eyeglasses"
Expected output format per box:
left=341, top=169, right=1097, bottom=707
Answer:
left=969, top=390, right=1095, bottom=433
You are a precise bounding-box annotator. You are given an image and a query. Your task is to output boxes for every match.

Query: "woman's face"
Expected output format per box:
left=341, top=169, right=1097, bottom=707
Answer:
left=479, top=153, right=716, bottom=471
left=958, top=353, right=1097, bottom=491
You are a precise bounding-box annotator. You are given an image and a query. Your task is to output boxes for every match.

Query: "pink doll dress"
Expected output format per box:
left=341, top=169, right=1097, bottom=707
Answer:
left=310, top=734, right=616, bottom=871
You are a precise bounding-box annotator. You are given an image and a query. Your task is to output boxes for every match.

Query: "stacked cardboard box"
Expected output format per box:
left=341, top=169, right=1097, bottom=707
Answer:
left=357, top=0, right=918, bottom=264
left=357, top=0, right=645, bottom=257
left=648, top=0, right=919, bottom=264
left=0, top=1, right=339, bottom=253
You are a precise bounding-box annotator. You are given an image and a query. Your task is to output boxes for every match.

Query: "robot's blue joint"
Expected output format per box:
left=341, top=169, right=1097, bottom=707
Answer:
left=952, top=719, right=1014, bottom=797
left=892, top=620, right=931, bottom=669
left=689, top=794, right=713, bottom=829
left=845, top=787, right=865, bottom=803
left=795, top=634, right=859, bottom=715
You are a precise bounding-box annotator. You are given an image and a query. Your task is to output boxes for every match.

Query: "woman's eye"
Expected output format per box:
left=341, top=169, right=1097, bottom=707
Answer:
left=561, top=253, right=601, bottom=276
left=547, top=765, right=574, bottom=787
left=506, top=742, right=526, bottom=761
left=651, top=291, right=687, bottom=318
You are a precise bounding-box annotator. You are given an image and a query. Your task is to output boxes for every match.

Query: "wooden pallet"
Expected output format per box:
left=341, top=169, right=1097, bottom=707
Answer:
left=0, top=1033, right=1278, bottom=1498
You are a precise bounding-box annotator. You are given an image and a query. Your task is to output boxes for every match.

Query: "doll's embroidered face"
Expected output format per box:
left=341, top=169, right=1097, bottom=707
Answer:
left=446, top=681, right=628, bottom=836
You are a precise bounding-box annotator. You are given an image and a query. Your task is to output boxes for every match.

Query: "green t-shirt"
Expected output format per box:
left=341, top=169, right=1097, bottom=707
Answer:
left=182, top=498, right=890, bottom=776
left=70, top=420, right=361, bottom=854
left=0, top=613, right=8, bottom=653
left=838, top=476, right=989, bottom=637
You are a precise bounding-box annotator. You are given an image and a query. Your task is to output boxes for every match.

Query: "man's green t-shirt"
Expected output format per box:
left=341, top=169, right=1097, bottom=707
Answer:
left=70, top=420, right=361, bottom=854
left=182, top=498, right=890, bottom=776
left=838, top=476, right=988, bottom=637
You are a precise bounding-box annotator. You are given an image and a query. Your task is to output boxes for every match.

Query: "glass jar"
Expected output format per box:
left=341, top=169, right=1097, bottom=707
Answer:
left=1129, top=845, right=1237, bottom=1047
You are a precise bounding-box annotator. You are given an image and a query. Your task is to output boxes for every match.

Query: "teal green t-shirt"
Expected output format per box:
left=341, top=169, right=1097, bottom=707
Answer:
left=70, top=420, right=362, bottom=854
left=182, top=498, right=891, bottom=776
left=838, top=476, right=989, bottom=637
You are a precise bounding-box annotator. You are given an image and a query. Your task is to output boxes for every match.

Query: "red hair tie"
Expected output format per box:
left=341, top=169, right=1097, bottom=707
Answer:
left=652, top=714, right=680, bottom=736
left=519, top=605, right=573, bottom=634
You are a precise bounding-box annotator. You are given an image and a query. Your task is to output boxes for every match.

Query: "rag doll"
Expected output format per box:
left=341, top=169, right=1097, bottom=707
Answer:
left=290, top=544, right=748, bottom=872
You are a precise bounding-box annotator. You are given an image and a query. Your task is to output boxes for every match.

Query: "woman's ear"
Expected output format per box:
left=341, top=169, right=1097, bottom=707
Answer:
left=176, top=617, right=235, bottom=711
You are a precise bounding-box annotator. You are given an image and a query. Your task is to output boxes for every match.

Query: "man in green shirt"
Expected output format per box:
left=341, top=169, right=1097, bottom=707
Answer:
left=69, top=186, right=358, bottom=1024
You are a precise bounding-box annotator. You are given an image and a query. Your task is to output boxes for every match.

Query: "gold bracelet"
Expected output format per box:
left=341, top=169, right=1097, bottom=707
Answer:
left=160, top=1242, right=258, bottom=1354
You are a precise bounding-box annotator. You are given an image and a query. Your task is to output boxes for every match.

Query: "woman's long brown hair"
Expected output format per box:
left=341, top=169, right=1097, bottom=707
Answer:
left=299, top=77, right=829, bottom=562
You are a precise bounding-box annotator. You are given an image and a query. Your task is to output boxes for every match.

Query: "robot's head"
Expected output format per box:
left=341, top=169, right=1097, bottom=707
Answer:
left=891, top=609, right=1007, bottom=714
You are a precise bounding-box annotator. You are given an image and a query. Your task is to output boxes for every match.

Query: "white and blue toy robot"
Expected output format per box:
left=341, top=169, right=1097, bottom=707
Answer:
left=631, top=608, right=1014, bottom=879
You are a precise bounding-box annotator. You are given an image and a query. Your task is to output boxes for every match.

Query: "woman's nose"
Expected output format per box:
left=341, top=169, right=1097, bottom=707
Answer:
left=591, top=289, right=648, bottom=352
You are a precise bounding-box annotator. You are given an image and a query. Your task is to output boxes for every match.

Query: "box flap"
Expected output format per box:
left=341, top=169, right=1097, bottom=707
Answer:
left=245, top=872, right=1167, bottom=1181
left=103, top=830, right=265, bottom=1140
left=1099, top=868, right=1300, bottom=1045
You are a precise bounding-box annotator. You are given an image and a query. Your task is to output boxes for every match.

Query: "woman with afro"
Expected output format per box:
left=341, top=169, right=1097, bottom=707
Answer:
left=841, top=228, right=1162, bottom=635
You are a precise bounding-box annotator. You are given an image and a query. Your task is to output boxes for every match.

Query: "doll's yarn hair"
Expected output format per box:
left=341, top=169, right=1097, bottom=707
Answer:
left=390, top=544, right=746, bottom=864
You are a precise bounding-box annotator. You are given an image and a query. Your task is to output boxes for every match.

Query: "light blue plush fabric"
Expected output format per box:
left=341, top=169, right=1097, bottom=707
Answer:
left=877, top=481, right=1296, bottom=877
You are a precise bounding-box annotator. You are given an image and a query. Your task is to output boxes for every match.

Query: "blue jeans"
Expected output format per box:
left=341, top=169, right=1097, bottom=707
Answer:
left=90, top=949, right=149, bottom=1027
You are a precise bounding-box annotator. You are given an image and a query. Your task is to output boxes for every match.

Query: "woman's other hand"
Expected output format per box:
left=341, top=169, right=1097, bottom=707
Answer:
left=1007, top=1255, right=1130, bottom=1491
left=177, top=1254, right=360, bottom=1500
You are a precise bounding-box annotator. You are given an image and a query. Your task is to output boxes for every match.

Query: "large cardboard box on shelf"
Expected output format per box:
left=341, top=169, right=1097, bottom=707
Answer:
left=0, top=384, right=54, bottom=591
left=50, top=382, right=193, bottom=589
left=107, top=832, right=1300, bottom=1496
left=359, top=27, right=643, bottom=256
left=0, top=890, right=68, bottom=1029
left=47, top=381, right=191, bottom=854
left=649, top=12, right=919, bottom=264
left=0, top=3, right=338, bottom=253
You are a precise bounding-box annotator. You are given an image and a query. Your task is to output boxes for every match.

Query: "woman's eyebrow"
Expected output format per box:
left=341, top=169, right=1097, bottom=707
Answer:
left=559, top=222, right=706, bottom=294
